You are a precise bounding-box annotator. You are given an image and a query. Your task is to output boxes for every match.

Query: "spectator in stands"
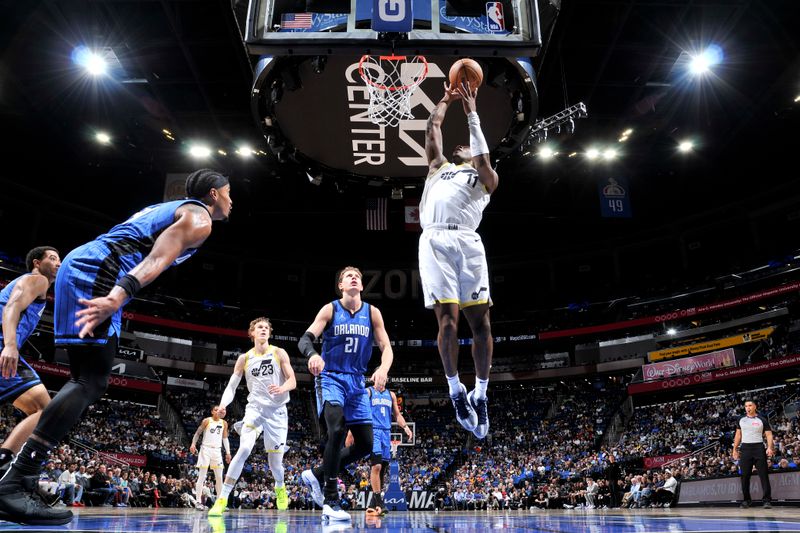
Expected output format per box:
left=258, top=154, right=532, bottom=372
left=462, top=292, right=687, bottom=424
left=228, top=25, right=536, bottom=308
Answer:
left=58, top=463, right=84, bottom=507
left=654, top=470, right=677, bottom=507
left=90, top=465, right=117, bottom=507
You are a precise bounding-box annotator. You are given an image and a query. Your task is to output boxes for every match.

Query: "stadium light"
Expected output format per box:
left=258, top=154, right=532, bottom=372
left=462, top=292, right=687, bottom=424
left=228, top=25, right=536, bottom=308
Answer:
left=603, top=148, right=618, bottom=161
left=689, top=45, right=723, bottom=76
left=586, top=148, right=600, bottom=160
left=189, top=144, right=211, bottom=159
left=678, top=140, right=694, bottom=153
left=667, top=328, right=677, bottom=335
left=72, top=46, right=108, bottom=76
left=236, top=144, right=253, bottom=158
left=94, top=131, right=111, bottom=145
left=539, top=146, right=556, bottom=160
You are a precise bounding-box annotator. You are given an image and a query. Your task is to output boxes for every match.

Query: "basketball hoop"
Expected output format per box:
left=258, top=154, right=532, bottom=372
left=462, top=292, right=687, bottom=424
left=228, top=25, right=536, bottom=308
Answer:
left=359, top=55, right=428, bottom=127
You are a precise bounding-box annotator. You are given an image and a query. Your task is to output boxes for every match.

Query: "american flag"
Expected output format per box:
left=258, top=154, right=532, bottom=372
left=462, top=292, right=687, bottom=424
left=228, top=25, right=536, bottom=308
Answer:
left=366, top=198, right=387, bottom=231
left=281, top=13, right=313, bottom=29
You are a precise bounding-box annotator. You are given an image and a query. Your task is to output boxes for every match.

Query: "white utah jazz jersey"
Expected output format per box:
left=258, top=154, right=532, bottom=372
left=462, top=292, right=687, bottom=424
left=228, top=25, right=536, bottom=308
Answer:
left=420, top=161, right=491, bottom=231
left=201, top=418, right=225, bottom=449
left=243, top=345, right=289, bottom=408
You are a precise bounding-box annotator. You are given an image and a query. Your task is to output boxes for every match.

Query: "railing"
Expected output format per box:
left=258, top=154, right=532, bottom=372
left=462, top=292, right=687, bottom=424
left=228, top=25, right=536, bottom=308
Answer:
left=68, top=439, right=130, bottom=467
left=158, top=394, right=188, bottom=446
left=660, top=439, right=721, bottom=471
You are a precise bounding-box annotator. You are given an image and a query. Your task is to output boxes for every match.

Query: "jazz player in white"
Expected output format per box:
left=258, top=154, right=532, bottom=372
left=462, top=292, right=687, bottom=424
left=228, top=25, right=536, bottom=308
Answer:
left=208, top=317, right=296, bottom=515
left=421, top=80, right=498, bottom=440
left=189, top=405, right=231, bottom=509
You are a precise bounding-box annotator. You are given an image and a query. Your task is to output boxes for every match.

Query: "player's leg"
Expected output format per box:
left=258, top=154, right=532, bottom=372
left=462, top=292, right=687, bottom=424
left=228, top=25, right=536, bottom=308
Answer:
left=367, top=455, right=383, bottom=514
left=459, top=232, right=493, bottom=438
left=195, top=464, right=209, bottom=508
left=419, top=231, right=477, bottom=430
left=337, top=384, right=373, bottom=471
left=0, top=382, right=50, bottom=468
left=0, top=341, right=115, bottom=523
left=264, top=406, right=289, bottom=510
left=209, top=411, right=260, bottom=516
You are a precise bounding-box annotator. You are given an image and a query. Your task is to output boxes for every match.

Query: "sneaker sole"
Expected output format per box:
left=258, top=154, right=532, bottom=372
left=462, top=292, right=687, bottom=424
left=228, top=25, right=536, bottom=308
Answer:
left=467, top=390, right=489, bottom=438
left=302, top=471, right=324, bottom=508
left=0, top=509, right=73, bottom=526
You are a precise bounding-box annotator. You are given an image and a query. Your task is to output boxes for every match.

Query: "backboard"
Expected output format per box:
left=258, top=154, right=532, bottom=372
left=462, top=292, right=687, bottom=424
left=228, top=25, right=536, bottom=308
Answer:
left=243, top=0, right=553, bottom=185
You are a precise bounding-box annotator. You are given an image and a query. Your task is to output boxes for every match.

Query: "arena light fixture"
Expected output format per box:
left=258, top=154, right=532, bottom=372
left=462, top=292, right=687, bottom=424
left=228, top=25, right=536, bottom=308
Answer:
left=667, top=328, right=677, bottom=335
left=689, top=45, right=723, bottom=76
left=189, top=144, right=212, bottom=159
left=539, top=146, right=555, bottom=160
left=236, top=145, right=254, bottom=158
left=794, top=95, right=800, bottom=103
left=678, top=140, right=694, bottom=153
left=586, top=148, right=600, bottom=160
left=603, top=148, right=618, bottom=160
left=95, top=131, right=111, bottom=145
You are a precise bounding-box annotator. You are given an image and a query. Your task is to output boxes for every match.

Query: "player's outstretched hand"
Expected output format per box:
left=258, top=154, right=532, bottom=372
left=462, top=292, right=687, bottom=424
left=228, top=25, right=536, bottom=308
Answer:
left=308, top=354, right=325, bottom=376
left=441, top=82, right=462, bottom=104
left=190, top=445, right=197, bottom=455
left=75, top=293, right=125, bottom=338
left=456, top=81, right=478, bottom=115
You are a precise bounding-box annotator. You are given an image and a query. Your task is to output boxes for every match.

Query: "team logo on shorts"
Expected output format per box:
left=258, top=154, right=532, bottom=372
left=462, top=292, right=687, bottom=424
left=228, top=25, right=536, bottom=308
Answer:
left=471, top=287, right=487, bottom=300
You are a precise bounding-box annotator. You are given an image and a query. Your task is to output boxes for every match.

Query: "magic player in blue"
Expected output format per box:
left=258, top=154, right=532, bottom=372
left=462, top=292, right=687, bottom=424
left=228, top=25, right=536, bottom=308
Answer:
left=0, top=169, right=232, bottom=526
left=346, top=383, right=412, bottom=516
left=0, top=247, right=60, bottom=470
left=298, top=266, right=393, bottom=521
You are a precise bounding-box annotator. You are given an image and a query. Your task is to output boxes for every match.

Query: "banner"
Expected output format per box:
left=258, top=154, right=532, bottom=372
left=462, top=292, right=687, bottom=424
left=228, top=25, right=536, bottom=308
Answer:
left=102, top=453, right=147, bottom=467
left=404, top=198, right=421, bottom=232
left=599, top=177, right=632, bottom=218
left=628, top=353, right=800, bottom=395
left=30, top=361, right=162, bottom=393
left=539, top=281, right=800, bottom=340
left=643, top=454, right=688, bottom=469
left=642, top=349, right=736, bottom=381
left=678, top=471, right=800, bottom=504
left=163, top=174, right=186, bottom=201
left=648, top=327, right=774, bottom=362
left=166, top=376, right=207, bottom=390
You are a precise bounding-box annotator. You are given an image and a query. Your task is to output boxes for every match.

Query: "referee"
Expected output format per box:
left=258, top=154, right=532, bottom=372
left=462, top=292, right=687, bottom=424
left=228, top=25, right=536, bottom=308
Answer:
left=732, top=400, right=774, bottom=509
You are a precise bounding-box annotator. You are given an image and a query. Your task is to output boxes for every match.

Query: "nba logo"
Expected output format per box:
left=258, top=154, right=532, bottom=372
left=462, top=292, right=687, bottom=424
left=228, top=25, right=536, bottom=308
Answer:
left=486, top=2, right=505, bottom=32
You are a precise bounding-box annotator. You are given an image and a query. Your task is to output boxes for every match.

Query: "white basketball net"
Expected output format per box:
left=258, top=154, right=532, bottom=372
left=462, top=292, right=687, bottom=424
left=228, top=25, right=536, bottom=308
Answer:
left=359, top=55, right=428, bottom=127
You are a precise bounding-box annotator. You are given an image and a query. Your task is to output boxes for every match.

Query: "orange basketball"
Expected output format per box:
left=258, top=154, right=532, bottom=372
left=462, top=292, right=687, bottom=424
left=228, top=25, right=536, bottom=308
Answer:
left=449, top=58, right=483, bottom=91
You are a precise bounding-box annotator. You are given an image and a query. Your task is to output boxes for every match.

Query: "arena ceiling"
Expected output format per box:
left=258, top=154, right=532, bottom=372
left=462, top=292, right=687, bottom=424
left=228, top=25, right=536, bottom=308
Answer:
left=1, top=0, right=799, bottom=310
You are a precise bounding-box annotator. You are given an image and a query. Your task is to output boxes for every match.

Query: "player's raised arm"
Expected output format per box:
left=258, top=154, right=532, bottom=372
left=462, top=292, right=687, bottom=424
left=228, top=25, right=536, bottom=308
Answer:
left=426, top=83, right=460, bottom=175
left=457, top=83, right=498, bottom=194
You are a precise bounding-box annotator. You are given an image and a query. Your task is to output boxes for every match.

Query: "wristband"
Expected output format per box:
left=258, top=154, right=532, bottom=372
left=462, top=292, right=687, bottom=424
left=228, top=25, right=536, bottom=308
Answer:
left=116, top=274, right=142, bottom=298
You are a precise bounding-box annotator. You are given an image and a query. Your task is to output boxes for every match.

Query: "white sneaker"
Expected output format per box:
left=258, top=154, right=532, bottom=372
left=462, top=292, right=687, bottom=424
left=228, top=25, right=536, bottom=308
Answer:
left=467, top=389, right=489, bottom=439
left=302, top=469, right=324, bottom=508
left=450, top=383, right=478, bottom=431
left=322, top=503, right=351, bottom=521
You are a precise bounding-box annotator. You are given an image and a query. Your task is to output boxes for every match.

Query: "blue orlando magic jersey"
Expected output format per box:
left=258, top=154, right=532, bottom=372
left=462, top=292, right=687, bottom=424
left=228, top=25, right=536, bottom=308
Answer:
left=370, top=387, right=393, bottom=430
left=0, top=274, right=46, bottom=348
left=54, top=199, right=207, bottom=345
left=321, top=300, right=374, bottom=374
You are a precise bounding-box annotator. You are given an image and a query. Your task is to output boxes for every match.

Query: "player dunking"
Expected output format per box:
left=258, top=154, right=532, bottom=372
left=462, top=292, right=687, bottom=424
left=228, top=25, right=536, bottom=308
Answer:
left=189, top=405, right=231, bottom=509
left=208, top=317, right=296, bottom=516
left=0, top=247, right=60, bottom=471
left=346, top=384, right=412, bottom=516
left=298, top=266, right=393, bottom=521
left=0, top=169, right=232, bottom=525
left=421, top=82, right=498, bottom=439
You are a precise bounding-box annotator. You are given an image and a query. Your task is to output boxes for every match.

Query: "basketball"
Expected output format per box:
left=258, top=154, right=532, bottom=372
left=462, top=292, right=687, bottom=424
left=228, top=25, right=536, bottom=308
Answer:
left=449, top=58, right=483, bottom=91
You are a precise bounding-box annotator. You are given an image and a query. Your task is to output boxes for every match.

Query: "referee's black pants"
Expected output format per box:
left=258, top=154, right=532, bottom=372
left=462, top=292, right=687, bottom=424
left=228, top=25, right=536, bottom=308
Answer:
left=740, top=443, right=771, bottom=502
